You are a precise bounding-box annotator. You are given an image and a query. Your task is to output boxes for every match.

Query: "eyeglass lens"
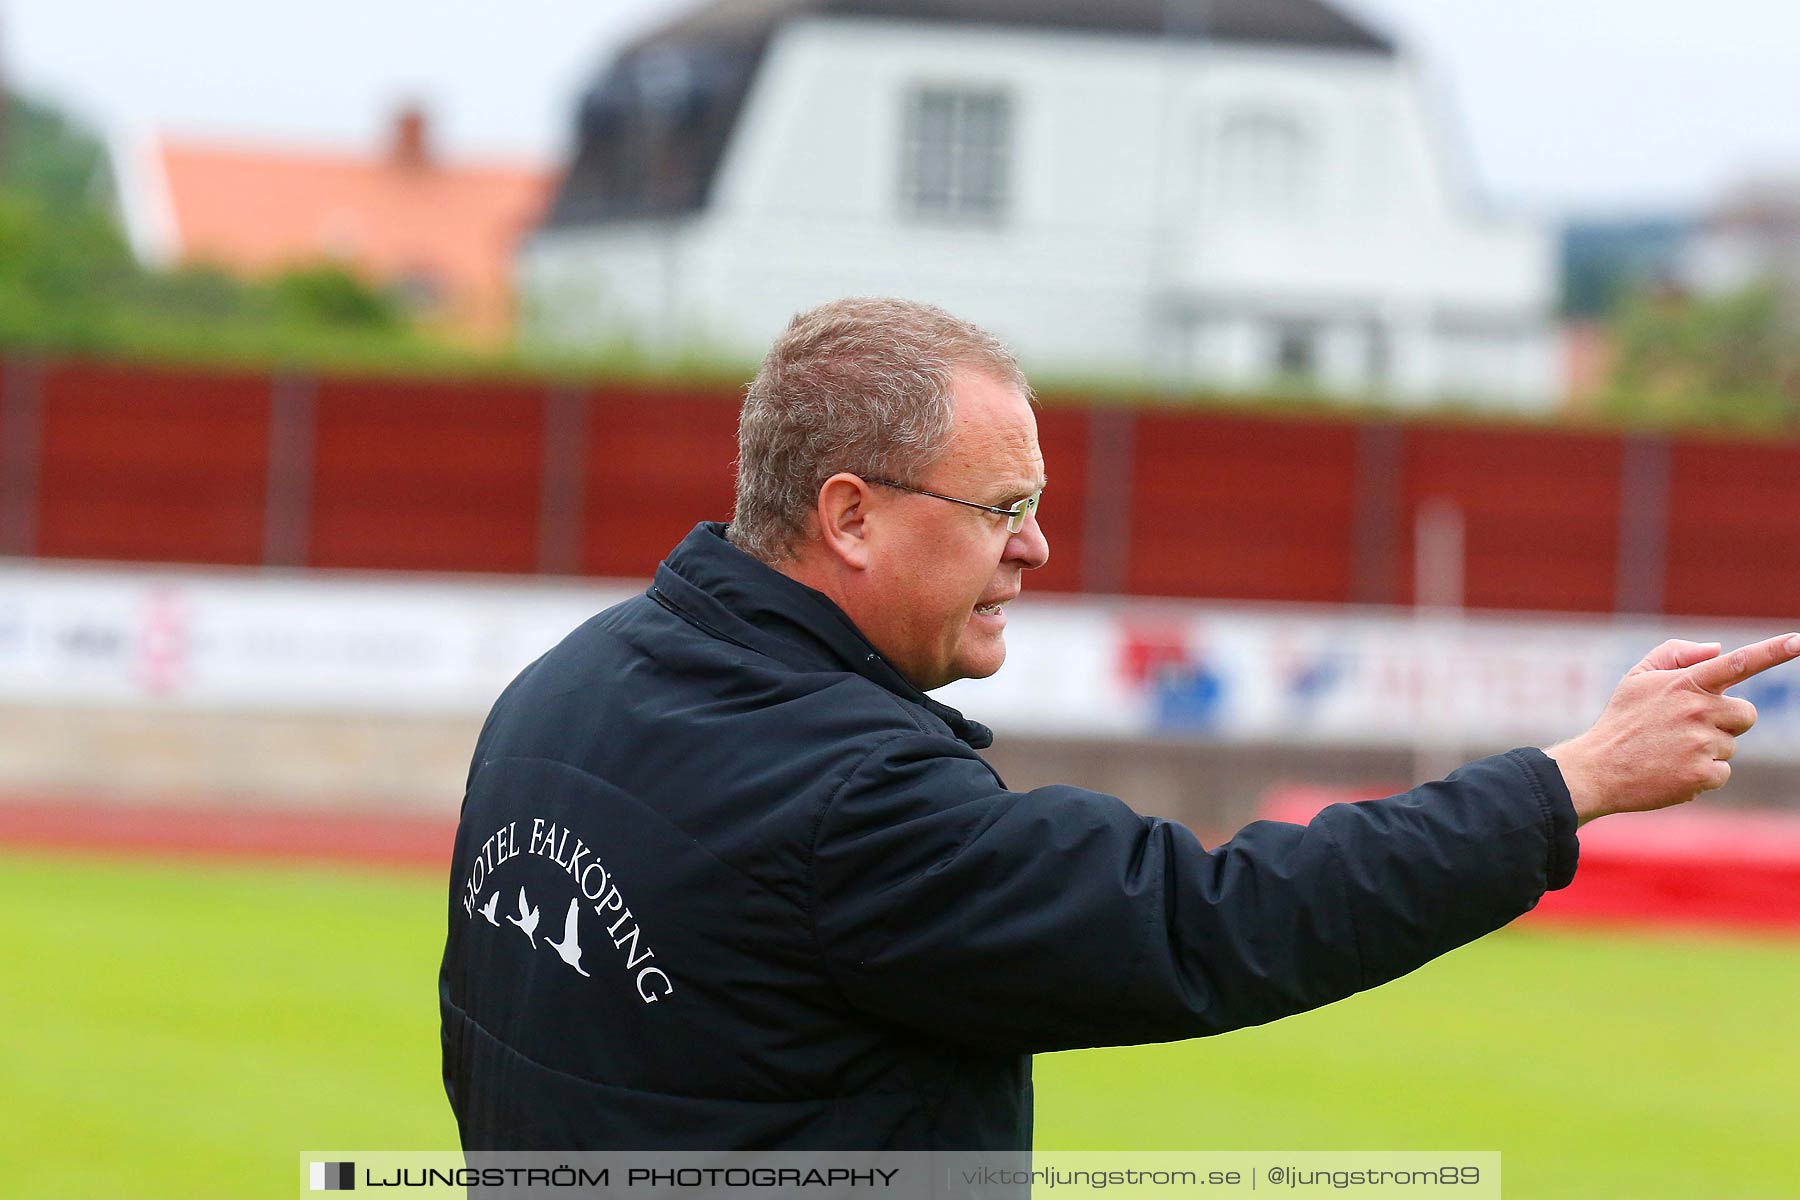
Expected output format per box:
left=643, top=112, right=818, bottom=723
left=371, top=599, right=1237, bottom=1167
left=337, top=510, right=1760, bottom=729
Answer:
left=1007, top=493, right=1040, bottom=534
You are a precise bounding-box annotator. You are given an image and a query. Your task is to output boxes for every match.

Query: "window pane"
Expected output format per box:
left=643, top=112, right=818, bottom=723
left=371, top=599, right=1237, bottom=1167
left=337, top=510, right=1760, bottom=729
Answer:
left=918, top=92, right=955, bottom=145
left=1274, top=322, right=1319, bottom=380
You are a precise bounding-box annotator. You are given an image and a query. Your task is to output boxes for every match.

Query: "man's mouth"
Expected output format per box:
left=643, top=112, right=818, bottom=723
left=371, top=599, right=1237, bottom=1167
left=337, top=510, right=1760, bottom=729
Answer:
left=973, top=598, right=1013, bottom=616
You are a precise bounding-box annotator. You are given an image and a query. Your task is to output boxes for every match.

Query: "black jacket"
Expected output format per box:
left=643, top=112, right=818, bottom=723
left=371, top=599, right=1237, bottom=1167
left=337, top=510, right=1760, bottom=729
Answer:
left=439, top=522, right=1579, bottom=1151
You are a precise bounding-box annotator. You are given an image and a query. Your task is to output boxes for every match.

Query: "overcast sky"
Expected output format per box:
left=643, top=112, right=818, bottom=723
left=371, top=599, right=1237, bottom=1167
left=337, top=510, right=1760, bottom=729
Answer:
left=5, top=0, right=1796, bottom=217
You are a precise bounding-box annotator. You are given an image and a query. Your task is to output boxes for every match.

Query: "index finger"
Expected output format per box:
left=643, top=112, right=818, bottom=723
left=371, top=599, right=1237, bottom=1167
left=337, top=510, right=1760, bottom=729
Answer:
left=1687, top=633, right=1800, bottom=693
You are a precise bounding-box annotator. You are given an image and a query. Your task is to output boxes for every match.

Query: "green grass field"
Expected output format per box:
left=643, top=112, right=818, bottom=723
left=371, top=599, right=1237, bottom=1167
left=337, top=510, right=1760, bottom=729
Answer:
left=5, top=848, right=1798, bottom=1199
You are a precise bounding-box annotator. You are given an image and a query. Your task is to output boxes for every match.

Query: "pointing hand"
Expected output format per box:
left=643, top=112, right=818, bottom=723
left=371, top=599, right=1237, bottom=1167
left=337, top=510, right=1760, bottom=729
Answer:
left=1545, top=634, right=1800, bottom=824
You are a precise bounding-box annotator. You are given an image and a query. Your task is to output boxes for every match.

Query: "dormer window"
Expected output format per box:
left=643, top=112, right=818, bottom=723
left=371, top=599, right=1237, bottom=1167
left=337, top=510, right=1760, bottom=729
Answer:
left=1215, top=108, right=1317, bottom=218
left=900, top=86, right=1011, bottom=222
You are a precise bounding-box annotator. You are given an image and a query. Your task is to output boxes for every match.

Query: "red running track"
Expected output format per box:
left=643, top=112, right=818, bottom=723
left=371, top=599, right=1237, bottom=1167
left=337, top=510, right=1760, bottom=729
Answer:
left=1264, top=785, right=1800, bottom=933
left=0, top=796, right=454, bottom=873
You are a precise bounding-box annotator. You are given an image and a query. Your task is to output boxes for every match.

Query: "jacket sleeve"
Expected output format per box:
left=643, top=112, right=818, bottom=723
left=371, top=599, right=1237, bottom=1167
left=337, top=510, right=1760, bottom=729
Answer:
left=809, top=735, right=1578, bottom=1055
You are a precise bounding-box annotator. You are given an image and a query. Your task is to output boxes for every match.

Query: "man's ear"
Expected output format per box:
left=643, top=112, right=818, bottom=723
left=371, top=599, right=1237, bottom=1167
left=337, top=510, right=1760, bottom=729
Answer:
left=815, top=473, right=873, bottom=570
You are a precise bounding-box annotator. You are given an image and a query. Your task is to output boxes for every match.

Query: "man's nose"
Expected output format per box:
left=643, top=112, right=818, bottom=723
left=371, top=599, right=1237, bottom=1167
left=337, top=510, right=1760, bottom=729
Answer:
left=1007, top=509, right=1050, bottom=571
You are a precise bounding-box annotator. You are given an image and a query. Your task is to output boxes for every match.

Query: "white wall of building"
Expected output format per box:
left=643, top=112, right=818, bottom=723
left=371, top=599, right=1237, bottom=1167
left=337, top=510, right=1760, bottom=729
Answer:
left=522, top=17, right=1557, bottom=406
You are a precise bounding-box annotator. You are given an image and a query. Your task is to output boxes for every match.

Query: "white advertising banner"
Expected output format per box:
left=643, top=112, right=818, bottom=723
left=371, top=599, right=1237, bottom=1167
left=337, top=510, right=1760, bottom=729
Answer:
left=3, top=562, right=1799, bottom=758
left=939, top=601, right=1800, bottom=760
left=0, top=562, right=636, bottom=715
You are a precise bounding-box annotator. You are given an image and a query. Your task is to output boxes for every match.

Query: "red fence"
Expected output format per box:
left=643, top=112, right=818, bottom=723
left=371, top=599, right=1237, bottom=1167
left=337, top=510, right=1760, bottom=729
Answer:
left=33, top=360, right=272, bottom=566
left=3, top=355, right=1799, bottom=618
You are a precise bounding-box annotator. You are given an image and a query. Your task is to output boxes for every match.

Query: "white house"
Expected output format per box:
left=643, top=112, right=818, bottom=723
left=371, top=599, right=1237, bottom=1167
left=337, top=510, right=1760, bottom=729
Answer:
left=520, top=0, right=1558, bottom=408
left=1683, top=176, right=1800, bottom=304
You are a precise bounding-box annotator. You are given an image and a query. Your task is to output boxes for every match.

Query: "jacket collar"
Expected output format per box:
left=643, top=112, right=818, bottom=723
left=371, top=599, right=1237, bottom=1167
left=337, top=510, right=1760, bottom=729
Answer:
left=650, top=522, right=993, bottom=750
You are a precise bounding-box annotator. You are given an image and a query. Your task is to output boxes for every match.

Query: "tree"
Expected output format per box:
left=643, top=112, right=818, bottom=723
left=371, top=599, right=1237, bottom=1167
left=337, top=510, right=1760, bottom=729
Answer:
left=0, top=90, right=115, bottom=213
left=1602, top=284, right=1800, bottom=431
left=0, top=89, right=440, bottom=368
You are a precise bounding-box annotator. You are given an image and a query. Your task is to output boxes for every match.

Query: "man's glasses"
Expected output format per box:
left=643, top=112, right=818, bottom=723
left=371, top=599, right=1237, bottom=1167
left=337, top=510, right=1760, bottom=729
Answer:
left=868, top=479, right=1043, bottom=533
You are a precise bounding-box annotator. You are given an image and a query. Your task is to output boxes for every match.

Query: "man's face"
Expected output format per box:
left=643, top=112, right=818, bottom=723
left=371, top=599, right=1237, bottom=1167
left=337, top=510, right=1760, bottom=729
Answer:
left=865, top=368, right=1050, bottom=691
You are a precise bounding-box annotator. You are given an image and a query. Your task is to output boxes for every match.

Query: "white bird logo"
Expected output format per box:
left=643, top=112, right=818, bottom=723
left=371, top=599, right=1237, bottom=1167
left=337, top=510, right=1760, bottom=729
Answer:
left=546, top=897, right=591, bottom=977
left=506, top=887, right=540, bottom=947
left=478, top=892, right=500, bottom=925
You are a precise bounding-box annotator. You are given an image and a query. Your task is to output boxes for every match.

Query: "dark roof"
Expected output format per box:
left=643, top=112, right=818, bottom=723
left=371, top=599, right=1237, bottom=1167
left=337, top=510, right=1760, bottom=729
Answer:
left=626, top=0, right=1394, bottom=56
left=540, top=0, right=1394, bottom=231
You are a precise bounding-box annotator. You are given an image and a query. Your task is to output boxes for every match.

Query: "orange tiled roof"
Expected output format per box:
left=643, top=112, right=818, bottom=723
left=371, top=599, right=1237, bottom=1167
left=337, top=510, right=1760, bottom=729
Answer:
left=155, top=131, right=554, bottom=341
